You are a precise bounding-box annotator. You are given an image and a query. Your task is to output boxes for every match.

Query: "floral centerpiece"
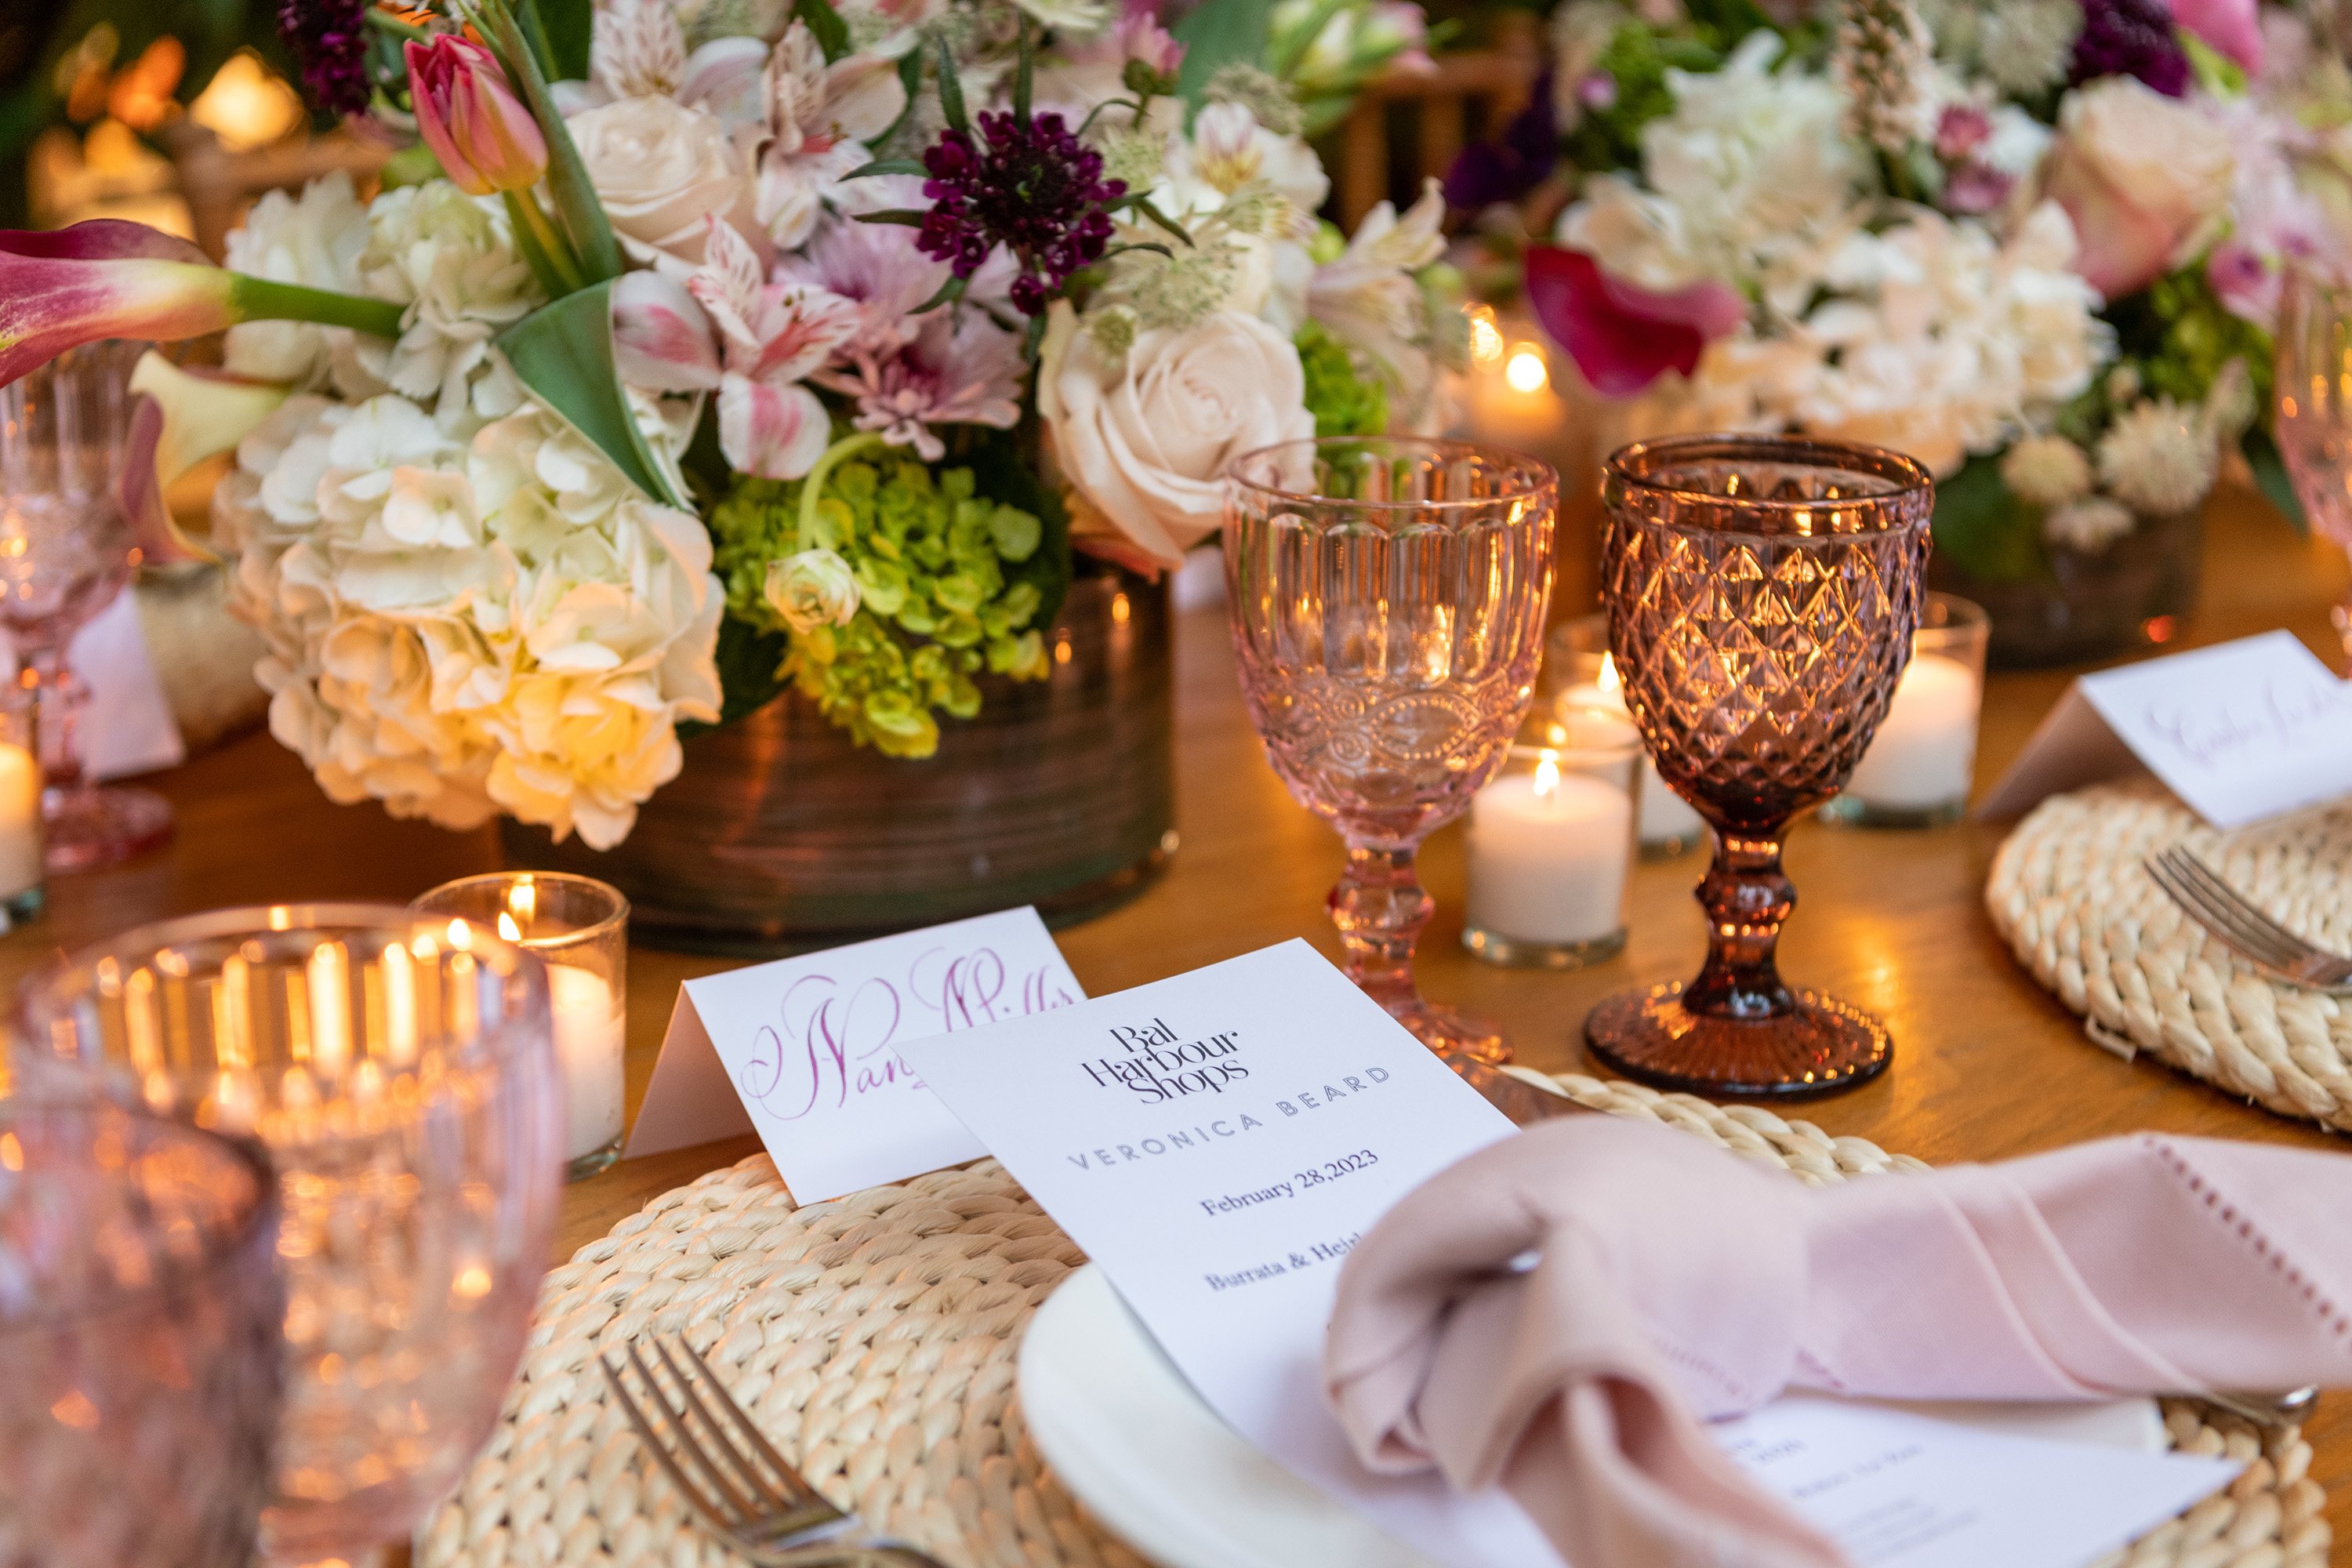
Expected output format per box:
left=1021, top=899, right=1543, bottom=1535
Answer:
left=2, top=0, right=1452, bottom=873
left=1450, top=0, right=2352, bottom=661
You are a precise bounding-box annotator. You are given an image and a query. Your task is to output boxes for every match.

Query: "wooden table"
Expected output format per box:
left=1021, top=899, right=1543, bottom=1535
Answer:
left=7, top=483, right=2348, bottom=1552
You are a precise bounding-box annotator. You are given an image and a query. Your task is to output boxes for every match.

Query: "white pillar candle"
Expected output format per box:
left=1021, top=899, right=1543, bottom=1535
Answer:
left=1466, top=762, right=1633, bottom=946
left=546, top=964, right=626, bottom=1163
left=0, top=743, right=39, bottom=899
left=1845, top=653, right=1981, bottom=811
left=1559, top=666, right=1708, bottom=848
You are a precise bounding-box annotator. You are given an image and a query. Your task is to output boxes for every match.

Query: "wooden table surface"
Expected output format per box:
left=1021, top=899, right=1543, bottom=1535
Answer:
left=5, top=483, right=2348, bottom=1555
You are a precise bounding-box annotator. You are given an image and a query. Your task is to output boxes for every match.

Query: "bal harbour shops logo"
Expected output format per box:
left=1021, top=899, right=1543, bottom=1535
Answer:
left=1080, top=1017, right=1249, bottom=1104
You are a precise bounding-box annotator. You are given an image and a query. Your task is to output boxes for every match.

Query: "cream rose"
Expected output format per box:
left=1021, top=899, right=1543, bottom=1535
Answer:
left=2043, top=78, right=2235, bottom=301
left=567, top=96, right=761, bottom=274
left=1042, top=303, right=1316, bottom=572
left=764, top=548, right=862, bottom=633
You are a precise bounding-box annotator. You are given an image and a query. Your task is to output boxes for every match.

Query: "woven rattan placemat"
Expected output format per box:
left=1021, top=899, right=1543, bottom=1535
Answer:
left=417, top=1069, right=2328, bottom=1568
left=1988, top=779, right=2352, bottom=1130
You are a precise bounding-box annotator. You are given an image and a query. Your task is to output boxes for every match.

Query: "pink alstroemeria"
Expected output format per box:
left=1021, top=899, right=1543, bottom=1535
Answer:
left=688, top=219, right=858, bottom=479
left=757, top=21, right=909, bottom=249
left=0, top=220, right=405, bottom=389
left=611, top=270, right=723, bottom=393
left=2174, top=0, right=2266, bottom=73
left=405, top=35, right=548, bottom=197
left=817, top=310, right=1023, bottom=462
left=1523, top=246, right=1747, bottom=398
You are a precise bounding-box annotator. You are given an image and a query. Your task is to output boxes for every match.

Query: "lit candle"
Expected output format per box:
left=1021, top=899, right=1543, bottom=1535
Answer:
left=0, top=742, right=40, bottom=907
left=499, top=909, right=625, bottom=1163
left=1466, top=753, right=1634, bottom=946
left=1557, top=655, right=1708, bottom=851
left=1844, top=653, right=1980, bottom=813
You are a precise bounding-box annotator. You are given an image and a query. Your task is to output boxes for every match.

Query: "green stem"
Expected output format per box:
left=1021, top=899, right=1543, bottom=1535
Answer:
left=798, top=432, right=884, bottom=550
left=226, top=276, right=407, bottom=339
left=505, top=188, right=586, bottom=297
left=365, top=9, right=431, bottom=41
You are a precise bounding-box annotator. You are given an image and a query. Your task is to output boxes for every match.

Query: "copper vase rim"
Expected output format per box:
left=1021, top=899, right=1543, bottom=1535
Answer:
left=1226, top=436, right=1559, bottom=514
left=1604, top=432, right=1935, bottom=527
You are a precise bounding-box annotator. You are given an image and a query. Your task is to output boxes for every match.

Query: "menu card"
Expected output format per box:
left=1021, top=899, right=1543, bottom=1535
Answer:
left=626, top=909, right=1082, bottom=1199
left=1980, top=630, right=2352, bottom=828
left=899, top=941, right=2238, bottom=1568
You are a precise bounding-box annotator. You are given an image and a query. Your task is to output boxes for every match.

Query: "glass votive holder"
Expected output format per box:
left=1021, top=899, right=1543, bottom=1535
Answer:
left=1463, top=706, right=1642, bottom=969
left=1822, top=593, right=1990, bottom=829
left=0, top=684, right=44, bottom=930
left=413, top=872, right=628, bottom=1180
left=1544, top=612, right=1708, bottom=858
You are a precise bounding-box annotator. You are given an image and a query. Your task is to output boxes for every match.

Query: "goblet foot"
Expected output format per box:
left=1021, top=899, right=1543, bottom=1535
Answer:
left=43, top=783, right=173, bottom=871
left=1378, top=998, right=1567, bottom=1125
left=1584, top=982, right=1891, bottom=1098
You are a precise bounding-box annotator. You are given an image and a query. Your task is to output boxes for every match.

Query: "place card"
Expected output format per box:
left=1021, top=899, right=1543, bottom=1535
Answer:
left=624, top=908, right=1083, bottom=1200
left=1979, top=630, right=2352, bottom=829
left=899, top=940, right=2242, bottom=1568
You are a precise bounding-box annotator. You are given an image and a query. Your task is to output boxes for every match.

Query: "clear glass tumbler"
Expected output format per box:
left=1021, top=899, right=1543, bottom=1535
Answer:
left=1546, top=612, right=1708, bottom=856
left=0, top=1100, right=283, bottom=1568
left=412, top=872, right=629, bottom=1181
left=0, top=339, right=174, bottom=869
left=1224, top=437, right=1557, bottom=1106
left=1822, top=592, right=1988, bottom=828
left=1463, top=705, right=1642, bottom=969
left=13, top=906, right=564, bottom=1566
left=1585, top=434, right=1933, bottom=1098
left=2276, top=267, right=2352, bottom=661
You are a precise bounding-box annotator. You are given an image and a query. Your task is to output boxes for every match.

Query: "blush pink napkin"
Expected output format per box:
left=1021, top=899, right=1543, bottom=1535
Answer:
left=1323, top=1117, right=2352, bottom=1568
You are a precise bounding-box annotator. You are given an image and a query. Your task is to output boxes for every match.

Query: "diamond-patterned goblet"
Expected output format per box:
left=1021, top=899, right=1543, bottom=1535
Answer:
left=1225, top=437, right=1556, bottom=1102
left=1587, top=434, right=1933, bottom=1096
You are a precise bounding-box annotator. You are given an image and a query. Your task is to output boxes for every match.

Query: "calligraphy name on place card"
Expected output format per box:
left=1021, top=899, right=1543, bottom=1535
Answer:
left=626, top=907, right=1083, bottom=1200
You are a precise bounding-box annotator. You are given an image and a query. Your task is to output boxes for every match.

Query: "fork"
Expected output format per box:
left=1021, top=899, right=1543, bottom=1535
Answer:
left=601, top=1336, right=950, bottom=1567
left=2145, top=844, right=2352, bottom=993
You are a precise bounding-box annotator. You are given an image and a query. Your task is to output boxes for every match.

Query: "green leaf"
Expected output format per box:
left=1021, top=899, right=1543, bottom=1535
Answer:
left=909, top=273, right=968, bottom=314
left=855, top=209, right=931, bottom=227
left=1120, top=195, right=1197, bottom=248
left=794, top=0, right=852, bottom=62
left=935, top=34, right=969, bottom=134
left=1266, top=0, right=1348, bottom=80
left=681, top=613, right=790, bottom=736
left=1929, top=455, right=2046, bottom=583
left=1012, top=13, right=1034, bottom=125
left=478, top=0, right=624, bottom=284
left=536, top=0, right=593, bottom=80
left=496, top=281, right=687, bottom=509
left=877, top=50, right=925, bottom=146
left=2243, top=426, right=2309, bottom=532
left=845, top=158, right=930, bottom=180
left=1172, top=0, right=1272, bottom=103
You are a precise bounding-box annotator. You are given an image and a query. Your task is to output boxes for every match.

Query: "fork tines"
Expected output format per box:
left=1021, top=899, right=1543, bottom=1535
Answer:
left=601, top=1334, right=848, bottom=1552
left=2145, top=844, right=2350, bottom=988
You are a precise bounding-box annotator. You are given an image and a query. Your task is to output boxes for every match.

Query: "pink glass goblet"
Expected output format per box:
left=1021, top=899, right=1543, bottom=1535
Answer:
left=0, top=1101, right=284, bottom=1568
left=1225, top=437, right=1557, bottom=1103
left=0, top=339, right=174, bottom=869
left=1587, top=434, right=1933, bottom=1098
left=14, top=906, right=565, bottom=1567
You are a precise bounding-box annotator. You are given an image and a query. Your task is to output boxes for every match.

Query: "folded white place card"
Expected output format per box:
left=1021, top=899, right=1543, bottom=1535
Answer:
left=1980, top=630, right=2352, bottom=829
left=899, top=940, right=2241, bottom=1568
left=625, top=908, right=1083, bottom=1200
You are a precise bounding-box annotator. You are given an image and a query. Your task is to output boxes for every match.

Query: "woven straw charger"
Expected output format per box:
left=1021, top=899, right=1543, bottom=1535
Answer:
left=1988, top=779, right=2352, bottom=1127
left=418, top=1069, right=2328, bottom=1568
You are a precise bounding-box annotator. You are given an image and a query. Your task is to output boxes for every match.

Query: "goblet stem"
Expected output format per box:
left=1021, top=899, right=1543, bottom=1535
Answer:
left=1685, top=823, right=1798, bottom=1020
left=1327, top=841, right=1431, bottom=1012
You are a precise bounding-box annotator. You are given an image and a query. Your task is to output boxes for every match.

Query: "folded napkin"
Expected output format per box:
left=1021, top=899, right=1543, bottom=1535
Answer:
left=1323, top=1117, right=2352, bottom=1568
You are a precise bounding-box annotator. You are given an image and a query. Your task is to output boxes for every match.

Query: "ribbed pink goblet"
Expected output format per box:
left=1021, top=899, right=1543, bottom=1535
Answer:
left=1225, top=437, right=1556, bottom=1103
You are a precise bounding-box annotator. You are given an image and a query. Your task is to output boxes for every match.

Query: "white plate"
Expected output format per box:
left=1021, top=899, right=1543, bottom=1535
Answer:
left=1018, top=1264, right=2166, bottom=1568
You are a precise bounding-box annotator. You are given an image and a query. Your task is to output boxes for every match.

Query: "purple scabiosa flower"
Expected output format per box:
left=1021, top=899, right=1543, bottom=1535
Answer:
left=917, top=110, right=1124, bottom=318
left=2071, top=0, right=2192, bottom=96
left=1441, top=73, right=1558, bottom=211
left=279, top=0, right=374, bottom=117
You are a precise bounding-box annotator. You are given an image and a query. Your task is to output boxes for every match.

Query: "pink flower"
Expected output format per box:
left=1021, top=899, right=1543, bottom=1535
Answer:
left=817, top=311, right=1022, bottom=462
left=775, top=196, right=952, bottom=360
left=404, top=36, right=548, bottom=198
left=1112, top=0, right=1186, bottom=82
left=1523, top=246, right=1746, bottom=399
left=2206, top=241, right=2279, bottom=325
left=1934, top=104, right=1992, bottom=162
left=2174, top=0, right=2266, bottom=73
left=610, top=270, right=722, bottom=393
left=2042, top=78, right=2235, bottom=301
left=0, top=223, right=235, bottom=387
left=1942, top=163, right=2015, bottom=216
left=687, top=220, right=858, bottom=479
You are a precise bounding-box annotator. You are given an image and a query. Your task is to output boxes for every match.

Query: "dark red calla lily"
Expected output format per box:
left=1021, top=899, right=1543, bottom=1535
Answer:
left=1523, top=245, right=1748, bottom=399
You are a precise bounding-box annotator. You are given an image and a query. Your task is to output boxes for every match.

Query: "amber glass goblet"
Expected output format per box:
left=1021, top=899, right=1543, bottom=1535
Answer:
left=1587, top=434, right=1933, bottom=1096
left=1225, top=437, right=1557, bottom=1098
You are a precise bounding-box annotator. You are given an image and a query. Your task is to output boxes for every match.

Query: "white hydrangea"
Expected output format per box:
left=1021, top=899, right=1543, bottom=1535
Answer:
left=2045, top=495, right=2137, bottom=553
left=1555, top=31, right=1868, bottom=317
left=214, top=391, right=723, bottom=849
left=2096, top=397, right=2219, bottom=517
left=350, top=181, right=542, bottom=436
left=2000, top=434, right=2094, bottom=506
left=221, top=172, right=372, bottom=390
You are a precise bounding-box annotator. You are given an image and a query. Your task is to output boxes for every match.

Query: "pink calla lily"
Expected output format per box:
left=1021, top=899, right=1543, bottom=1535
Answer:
left=2174, top=0, right=2265, bottom=74
left=116, top=351, right=293, bottom=568
left=1523, top=246, right=1748, bottom=399
left=0, top=220, right=407, bottom=389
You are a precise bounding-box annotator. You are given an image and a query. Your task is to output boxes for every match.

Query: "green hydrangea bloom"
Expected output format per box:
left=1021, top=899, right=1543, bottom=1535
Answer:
left=709, top=446, right=1051, bottom=760
left=1297, top=321, right=1389, bottom=439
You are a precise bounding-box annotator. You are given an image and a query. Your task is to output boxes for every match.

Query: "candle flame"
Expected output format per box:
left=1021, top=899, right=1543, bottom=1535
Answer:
left=1596, top=653, right=1621, bottom=696
left=1504, top=346, right=1548, bottom=394
left=498, top=911, right=522, bottom=942
left=1467, top=306, right=1503, bottom=368
left=506, top=880, right=536, bottom=927
left=1534, top=750, right=1562, bottom=797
